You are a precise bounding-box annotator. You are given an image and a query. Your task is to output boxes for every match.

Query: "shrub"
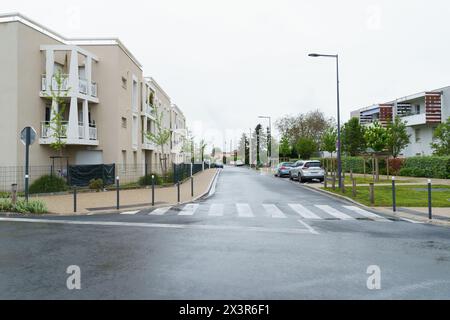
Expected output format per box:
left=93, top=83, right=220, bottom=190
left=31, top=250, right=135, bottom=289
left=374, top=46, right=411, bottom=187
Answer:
left=388, top=158, right=405, bottom=176
left=0, top=198, right=47, bottom=214
left=88, top=178, right=104, bottom=191
left=0, top=198, right=13, bottom=211
left=29, top=175, right=67, bottom=194
left=138, top=174, right=164, bottom=186
left=401, top=156, right=450, bottom=179
left=341, top=157, right=366, bottom=173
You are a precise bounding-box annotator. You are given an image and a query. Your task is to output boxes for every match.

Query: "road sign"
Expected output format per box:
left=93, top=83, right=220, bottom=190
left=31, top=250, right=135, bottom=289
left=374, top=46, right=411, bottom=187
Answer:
left=20, top=126, right=37, bottom=146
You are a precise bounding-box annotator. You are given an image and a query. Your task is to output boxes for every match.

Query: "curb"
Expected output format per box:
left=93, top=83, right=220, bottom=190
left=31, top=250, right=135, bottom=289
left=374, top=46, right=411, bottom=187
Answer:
left=300, top=183, right=449, bottom=226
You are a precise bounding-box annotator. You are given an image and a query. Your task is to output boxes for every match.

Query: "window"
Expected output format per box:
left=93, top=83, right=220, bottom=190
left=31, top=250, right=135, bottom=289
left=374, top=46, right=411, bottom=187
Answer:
left=121, top=117, right=127, bottom=128
left=415, top=105, right=420, bottom=114
left=121, top=76, right=127, bottom=89
left=133, top=151, right=137, bottom=166
left=415, top=128, right=421, bottom=142
left=122, top=150, right=127, bottom=165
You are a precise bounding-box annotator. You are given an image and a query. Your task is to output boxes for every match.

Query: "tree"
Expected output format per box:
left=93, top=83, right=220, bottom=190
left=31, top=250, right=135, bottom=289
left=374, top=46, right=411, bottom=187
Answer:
left=296, top=137, right=317, bottom=160
left=145, top=108, right=171, bottom=177
left=255, top=124, right=262, bottom=165
left=199, top=139, right=207, bottom=162
left=431, top=117, right=450, bottom=156
left=386, top=117, right=410, bottom=158
left=321, top=128, right=337, bottom=157
left=341, top=117, right=366, bottom=156
left=275, top=109, right=334, bottom=147
left=364, top=121, right=389, bottom=153
left=46, top=70, right=69, bottom=155
left=279, top=135, right=291, bottom=158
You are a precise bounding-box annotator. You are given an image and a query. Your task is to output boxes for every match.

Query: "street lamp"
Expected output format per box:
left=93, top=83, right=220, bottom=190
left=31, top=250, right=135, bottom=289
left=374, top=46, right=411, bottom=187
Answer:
left=308, top=53, right=342, bottom=188
left=258, top=116, right=272, bottom=167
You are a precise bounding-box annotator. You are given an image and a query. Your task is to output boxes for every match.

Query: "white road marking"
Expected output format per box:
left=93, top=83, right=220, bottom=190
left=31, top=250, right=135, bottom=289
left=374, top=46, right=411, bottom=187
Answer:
left=262, top=204, right=286, bottom=218
left=149, top=207, right=172, bottom=215
left=0, top=217, right=313, bottom=234
left=288, top=204, right=322, bottom=219
left=399, top=217, right=424, bottom=224
left=315, top=205, right=355, bottom=220
left=236, top=203, right=254, bottom=217
left=120, top=210, right=139, bottom=215
left=343, top=206, right=391, bottom=222
left=297, top=220, right=319, bottom=235
left=208, top=204, right=224, bottom=216
left=179, top=203, right=200, bottom=216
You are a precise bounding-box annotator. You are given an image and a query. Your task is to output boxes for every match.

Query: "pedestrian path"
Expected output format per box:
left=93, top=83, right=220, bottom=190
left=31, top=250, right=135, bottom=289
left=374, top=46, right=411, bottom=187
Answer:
left=133, top=203, right=396, bottom=222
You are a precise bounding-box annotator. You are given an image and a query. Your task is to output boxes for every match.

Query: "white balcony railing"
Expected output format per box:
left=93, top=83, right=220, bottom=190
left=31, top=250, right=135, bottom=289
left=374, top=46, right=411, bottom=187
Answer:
left=79, top=78, right=88, bottom=94
left=41, top=121, right=97, bottom=141
left=41, top=121, right=68, bottom=138
left=400, top=113, right=426, bottom=126
left=89, top=126, right=97, bottom=140
left=41, top=74, right=70, bottom=92
left=91, top=82, right=97, bottom=97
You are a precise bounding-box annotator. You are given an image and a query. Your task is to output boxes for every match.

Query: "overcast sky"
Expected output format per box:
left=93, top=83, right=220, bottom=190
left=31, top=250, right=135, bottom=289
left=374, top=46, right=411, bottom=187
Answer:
left=5, top=0, right=450, bottom=151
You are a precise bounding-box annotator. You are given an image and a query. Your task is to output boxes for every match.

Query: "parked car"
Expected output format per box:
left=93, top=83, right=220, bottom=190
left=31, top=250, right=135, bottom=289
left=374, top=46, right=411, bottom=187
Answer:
left=274, top=162, right=294, bottom=177
left=290, top=160, right=325, bottom=183
left=288, top=160, right=304, bottom=180
left=214, top=161, right=224, bottom=168
left=235, top=160, right=244, bottom=166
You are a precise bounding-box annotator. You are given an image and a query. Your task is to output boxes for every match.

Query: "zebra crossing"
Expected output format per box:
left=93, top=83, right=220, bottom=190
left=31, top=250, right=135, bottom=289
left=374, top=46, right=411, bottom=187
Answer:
left=120, top=203, right=393, bottom=222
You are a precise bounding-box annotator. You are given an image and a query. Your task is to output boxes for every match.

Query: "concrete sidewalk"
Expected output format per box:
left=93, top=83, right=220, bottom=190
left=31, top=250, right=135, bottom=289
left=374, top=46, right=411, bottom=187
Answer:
left=33, top=169, right=218, bottom=215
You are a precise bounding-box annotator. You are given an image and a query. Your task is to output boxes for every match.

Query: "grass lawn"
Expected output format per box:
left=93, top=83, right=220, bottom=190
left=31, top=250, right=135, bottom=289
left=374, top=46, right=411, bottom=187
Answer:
left=324, top=185, right=450, bottom=207
left=326, top=175, right=417, bottom=185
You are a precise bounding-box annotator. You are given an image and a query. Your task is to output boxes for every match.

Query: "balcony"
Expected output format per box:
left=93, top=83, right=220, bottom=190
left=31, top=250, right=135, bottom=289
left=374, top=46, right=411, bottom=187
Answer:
left=400, top=113, right=426, bottom=126
left=142, top=136, right=157, bottom=150
left=40, top=121, right=98, bottom=145
left=41, top=75, right=98, bottom=98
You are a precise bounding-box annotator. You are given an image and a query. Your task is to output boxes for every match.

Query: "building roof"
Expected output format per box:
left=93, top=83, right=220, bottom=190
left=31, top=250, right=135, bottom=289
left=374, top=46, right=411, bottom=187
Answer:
left=0, top=12, right=143, bottom=69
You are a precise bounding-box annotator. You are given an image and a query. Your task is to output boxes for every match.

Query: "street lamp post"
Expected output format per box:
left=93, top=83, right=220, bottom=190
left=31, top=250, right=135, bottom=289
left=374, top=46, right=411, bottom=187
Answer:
left=258, top=116, right=272, bottom=167
left=308, top=53, right=342, bottom=188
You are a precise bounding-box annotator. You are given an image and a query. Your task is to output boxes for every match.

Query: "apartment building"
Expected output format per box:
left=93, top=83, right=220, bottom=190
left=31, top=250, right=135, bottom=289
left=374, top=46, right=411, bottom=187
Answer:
left=0, top=13, right=188, bottom=186
left=350, top=86, right=450, bottom=157
left=170, top=104, right=188, bottom=164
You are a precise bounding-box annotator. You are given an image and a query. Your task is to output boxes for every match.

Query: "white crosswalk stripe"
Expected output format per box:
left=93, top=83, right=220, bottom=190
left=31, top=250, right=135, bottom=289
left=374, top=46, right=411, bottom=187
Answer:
left=315, top=205, right=354, bottom=220
left=208, top=204, right=224, bottom=216
left=179, top=203, right=200, bottom=216
left=149, top=207, right=172, bottom=215
left=288, top=204, right=322, bottom=219
left=236, top=203, right=254, bottom=217
left=343, top=206, right=391, bottom=222
left=262, top=204, right=286, bottom=218
left=120, top=210, right=139, bottom=215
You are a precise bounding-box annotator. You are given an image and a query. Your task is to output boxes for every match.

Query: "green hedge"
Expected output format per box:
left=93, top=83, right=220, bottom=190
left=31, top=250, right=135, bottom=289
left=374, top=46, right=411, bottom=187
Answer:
left=29, top=175, right=68, bottom=194
left=399, top=156, right=450, bottom=179
left=0, top=198, right=47, bottom=214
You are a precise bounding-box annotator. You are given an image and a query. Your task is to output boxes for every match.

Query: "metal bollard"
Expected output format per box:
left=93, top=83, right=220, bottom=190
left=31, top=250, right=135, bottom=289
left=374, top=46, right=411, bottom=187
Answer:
left=191, top=176, right=194, bottom=197
left=369, top=183, right=375, bottom=206
left=151, top=175, right=155, bottom=206
left=332, top=174, right=336, bottom=191
left=352, top=179, right=356, bottom=197
left=116, top=176, right=120, bottom=210
left=73, top=186, right=77, bottom=213
left=428, top=179, right=432, bottom=220
left=324, top=173, right=328, bottom=188
left=177, top=181, right=180, bottom=203
left=11, top=184, right=17, bottom=206
left=392, top=176, right=396, bottom=212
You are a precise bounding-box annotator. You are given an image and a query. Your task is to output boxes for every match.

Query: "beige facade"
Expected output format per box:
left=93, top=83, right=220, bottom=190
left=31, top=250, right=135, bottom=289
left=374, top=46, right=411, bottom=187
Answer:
left=0, top=13, right=188, bottom=188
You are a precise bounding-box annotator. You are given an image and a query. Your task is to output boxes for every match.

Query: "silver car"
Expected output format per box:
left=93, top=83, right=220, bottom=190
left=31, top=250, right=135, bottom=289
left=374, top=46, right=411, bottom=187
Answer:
left=290, top=160, right=325, bottom=183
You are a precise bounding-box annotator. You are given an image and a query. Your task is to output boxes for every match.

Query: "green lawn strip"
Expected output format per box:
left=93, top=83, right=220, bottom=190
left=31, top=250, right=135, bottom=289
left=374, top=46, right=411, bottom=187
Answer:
left=324, top=185, right=450, bottom=207
left=340, top=176, right=416, bottom=185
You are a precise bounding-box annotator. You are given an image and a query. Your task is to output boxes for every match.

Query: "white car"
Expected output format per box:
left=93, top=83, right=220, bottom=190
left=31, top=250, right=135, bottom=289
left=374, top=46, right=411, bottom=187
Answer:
left=289, top=160, right=325, bottom=183
left=235, top=160, right=244, bottom=166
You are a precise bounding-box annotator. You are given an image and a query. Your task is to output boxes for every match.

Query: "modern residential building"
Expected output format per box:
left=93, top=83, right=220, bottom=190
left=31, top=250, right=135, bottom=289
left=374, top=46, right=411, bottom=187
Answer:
left=170, top=104, right=188, bottom=164
left=350, top=86, right=450, bottom=157
left=0, top=13, right=188, bottom=188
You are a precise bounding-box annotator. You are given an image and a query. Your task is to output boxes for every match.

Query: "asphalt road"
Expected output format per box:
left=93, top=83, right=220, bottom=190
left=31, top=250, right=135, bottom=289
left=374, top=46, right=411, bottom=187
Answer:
left=1, top=166, right=449, bottom=299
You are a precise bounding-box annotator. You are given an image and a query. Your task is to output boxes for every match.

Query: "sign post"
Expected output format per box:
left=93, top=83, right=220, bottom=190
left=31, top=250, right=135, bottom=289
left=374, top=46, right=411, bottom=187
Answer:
left=20, top=127, right=36, bottom=202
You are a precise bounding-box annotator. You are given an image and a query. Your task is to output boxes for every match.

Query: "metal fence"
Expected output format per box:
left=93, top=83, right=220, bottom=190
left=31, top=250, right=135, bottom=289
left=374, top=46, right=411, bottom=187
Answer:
left=0, top=162, right=209, bottom=192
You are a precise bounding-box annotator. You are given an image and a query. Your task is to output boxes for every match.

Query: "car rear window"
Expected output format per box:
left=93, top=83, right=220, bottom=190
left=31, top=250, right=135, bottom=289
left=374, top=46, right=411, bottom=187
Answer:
left=281, top=163, right=293, bottom=167
left=304, top=162, right=321, bottom=168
